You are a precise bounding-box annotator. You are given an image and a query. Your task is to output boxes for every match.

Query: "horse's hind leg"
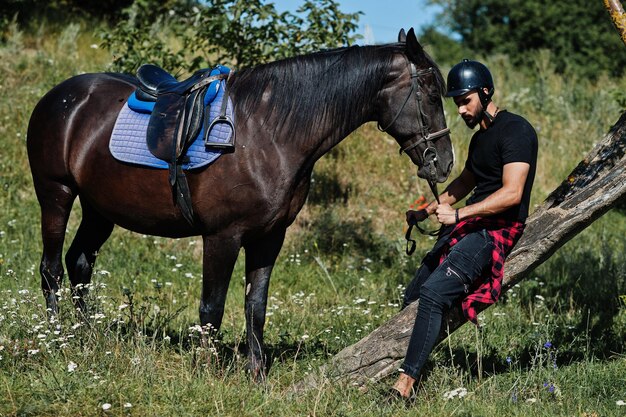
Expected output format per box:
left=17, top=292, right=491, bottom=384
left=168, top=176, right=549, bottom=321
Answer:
left=64, top=198, right=114, bottom=314
left=35, top=181, right=77, bottom=315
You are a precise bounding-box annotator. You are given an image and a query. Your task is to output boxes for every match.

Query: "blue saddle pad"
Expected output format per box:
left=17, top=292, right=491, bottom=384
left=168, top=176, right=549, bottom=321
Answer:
left=109, top=80, right=234, bottom=170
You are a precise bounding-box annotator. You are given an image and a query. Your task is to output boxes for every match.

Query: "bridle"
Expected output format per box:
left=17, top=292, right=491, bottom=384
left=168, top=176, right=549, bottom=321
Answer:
left=377, top=60, right=450, bottom=253
left=377, top=61, right=449, bottom=188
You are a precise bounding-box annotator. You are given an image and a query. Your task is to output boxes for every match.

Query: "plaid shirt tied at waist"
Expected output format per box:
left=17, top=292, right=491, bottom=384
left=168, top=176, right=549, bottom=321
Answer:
left=439, top=217, right=525, bottom=325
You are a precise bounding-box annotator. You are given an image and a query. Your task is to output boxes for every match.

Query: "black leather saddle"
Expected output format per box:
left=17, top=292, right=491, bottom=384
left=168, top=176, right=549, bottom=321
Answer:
left=134, top=64, right=234, bottom=225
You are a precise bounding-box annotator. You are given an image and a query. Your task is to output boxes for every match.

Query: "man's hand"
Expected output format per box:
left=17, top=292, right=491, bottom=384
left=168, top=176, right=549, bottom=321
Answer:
left=406, top=209, right=428, bottom=226
left=435, top=203, right=457, bottom=225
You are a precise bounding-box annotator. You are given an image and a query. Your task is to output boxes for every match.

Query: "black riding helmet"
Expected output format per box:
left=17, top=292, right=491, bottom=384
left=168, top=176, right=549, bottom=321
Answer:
left=446, top=59, right=494, bottom=110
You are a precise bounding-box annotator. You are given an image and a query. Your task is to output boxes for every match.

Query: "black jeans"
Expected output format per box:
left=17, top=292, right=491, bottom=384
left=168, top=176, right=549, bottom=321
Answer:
left=400, top=228, right=494, bottom=379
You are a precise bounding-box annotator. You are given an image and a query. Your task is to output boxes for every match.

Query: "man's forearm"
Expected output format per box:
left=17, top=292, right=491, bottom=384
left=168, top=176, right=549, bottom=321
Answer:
left=457, top=162, right=529, bottom=221
left=426, top=176, right=473, bottom=214
left=457, top=186, right=521, bottom=220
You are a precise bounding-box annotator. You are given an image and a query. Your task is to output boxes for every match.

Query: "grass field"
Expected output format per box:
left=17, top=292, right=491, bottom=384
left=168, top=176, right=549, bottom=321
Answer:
left=0, top=22, right=625, bottom=416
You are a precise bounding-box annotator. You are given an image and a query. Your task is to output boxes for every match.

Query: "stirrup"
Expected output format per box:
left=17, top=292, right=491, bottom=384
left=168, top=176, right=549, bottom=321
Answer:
left=204, top=115, right=235, bottom=152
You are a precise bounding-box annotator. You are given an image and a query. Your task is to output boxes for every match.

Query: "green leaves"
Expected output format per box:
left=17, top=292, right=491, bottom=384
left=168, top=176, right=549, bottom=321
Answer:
left=427, top=0, right=626, bottom=78
left=101, top=0, right=362, bottom=74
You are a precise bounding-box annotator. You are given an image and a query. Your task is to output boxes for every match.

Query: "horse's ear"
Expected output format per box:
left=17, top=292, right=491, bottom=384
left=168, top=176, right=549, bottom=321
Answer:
left=405, top=27, right=425, bottom=63
left=398, top=28, right=407, bottom=43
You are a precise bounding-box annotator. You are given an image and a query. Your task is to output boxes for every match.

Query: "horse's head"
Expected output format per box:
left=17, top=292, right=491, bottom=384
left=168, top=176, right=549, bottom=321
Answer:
left=377, top=28, right=454, bottom=184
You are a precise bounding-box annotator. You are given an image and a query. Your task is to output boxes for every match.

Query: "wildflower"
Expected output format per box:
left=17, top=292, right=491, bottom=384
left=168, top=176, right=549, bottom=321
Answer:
left=67, top=361, right=77, bottom=372
left=506, top=356, right=512, bottom=364
left=27, top=349, right=39, bottom=355
left=90, top=44, right=98, bottom=49
left=616, top=400, right=625, bottom=406
left=526, top=398, right=537, bottom=403
left=544, top=341, right=552, bottom=349
left=443, top=387, right=468, bottom=400
left=188, top=324, right=203, bottom=334
left=124, top=403, right=132, bottom=408
left=101, top=403, right=111, bottom=410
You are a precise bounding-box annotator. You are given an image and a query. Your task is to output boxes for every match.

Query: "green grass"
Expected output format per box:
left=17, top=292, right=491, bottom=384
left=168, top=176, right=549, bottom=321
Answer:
left=0, top=21, right=625, bottom=416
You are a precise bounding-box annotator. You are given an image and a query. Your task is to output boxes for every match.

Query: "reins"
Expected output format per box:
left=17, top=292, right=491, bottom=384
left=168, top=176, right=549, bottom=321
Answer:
left=405, top=176, right=442, bottom=255
left=376, top=59, right=448, bottom=255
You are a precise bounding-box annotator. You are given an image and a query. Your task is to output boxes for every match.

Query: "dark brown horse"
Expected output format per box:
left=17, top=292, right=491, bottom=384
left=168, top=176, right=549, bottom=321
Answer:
left=27, top=28, right=453, bottom=379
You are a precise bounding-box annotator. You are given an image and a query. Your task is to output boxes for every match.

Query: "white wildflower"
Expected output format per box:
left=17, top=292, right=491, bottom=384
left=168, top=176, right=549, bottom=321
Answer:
left=101, top=403, right=111, bottom=410
left=443, top=387, right=468, bottom=400
left=67, top=361, right=77, bottom=372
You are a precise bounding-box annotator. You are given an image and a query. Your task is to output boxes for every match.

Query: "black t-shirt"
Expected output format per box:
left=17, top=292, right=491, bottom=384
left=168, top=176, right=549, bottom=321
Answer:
left=464, top=110, right=538, bottom=222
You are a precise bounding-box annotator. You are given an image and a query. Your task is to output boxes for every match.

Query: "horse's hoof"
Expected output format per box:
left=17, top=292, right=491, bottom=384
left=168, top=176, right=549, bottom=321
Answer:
left=248, top=360, right=267, bottom=383
left=44, top=293, right=59, bottom=317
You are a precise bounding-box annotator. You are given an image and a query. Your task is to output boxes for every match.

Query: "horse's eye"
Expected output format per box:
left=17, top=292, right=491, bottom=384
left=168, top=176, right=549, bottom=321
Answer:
left=428, top=93, right=440, bottom=105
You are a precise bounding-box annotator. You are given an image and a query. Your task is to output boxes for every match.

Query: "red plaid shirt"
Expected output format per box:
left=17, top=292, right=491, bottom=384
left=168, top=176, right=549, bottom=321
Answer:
left=439, top=217, right=525, bottom=325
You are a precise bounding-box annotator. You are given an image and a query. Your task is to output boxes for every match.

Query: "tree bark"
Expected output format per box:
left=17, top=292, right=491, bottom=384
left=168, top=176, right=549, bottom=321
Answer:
left=294, top=111, right=626, bottom=392
left=604, top=0, right=626, bottom=48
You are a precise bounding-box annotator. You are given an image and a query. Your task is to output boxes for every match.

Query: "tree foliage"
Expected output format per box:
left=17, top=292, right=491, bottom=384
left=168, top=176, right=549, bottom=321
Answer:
left=0, top=0, right=134, bottom=24
left=100, top=0, right=361, bottom=73
left=427, top=0, right=626, bottom=78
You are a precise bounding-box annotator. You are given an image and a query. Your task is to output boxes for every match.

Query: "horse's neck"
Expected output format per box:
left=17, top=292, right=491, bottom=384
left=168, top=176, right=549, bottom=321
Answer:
left=234, top=48, right=390, bottom=171
left=297, top=70, right=380, bottom=164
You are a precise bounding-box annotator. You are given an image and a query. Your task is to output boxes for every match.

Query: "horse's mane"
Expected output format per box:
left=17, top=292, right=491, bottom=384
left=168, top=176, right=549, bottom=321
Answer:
left=230, top=44, right=445, bottom=142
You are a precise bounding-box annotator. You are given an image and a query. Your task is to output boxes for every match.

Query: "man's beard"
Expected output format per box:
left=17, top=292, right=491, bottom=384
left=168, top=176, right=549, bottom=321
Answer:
left=463, top=112, right=482, bottom=129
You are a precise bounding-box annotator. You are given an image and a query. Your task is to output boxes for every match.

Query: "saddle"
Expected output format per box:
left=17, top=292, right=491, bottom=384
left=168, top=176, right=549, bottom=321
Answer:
left=134, top=64, right=235, bottom=225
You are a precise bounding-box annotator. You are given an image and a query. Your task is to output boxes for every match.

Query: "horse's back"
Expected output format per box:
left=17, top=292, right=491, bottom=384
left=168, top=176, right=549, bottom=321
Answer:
left=28, top=72, right=136, bottom=143
left=27, top=73, right=137, bottom=181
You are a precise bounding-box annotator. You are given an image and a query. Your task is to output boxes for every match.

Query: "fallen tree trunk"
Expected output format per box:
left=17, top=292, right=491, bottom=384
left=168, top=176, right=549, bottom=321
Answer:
left=295, top=110, right=626, bottom=392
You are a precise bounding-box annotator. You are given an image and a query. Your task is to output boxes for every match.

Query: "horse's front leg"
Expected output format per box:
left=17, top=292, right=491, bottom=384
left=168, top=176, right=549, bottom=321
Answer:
left=199, top=235, right=240, bottom=335
left=243, top=228, right=286, bottom=382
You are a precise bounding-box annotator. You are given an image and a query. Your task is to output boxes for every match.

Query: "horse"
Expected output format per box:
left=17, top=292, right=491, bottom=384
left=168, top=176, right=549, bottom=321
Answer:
left=26, top=28, right=453, bottom=380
